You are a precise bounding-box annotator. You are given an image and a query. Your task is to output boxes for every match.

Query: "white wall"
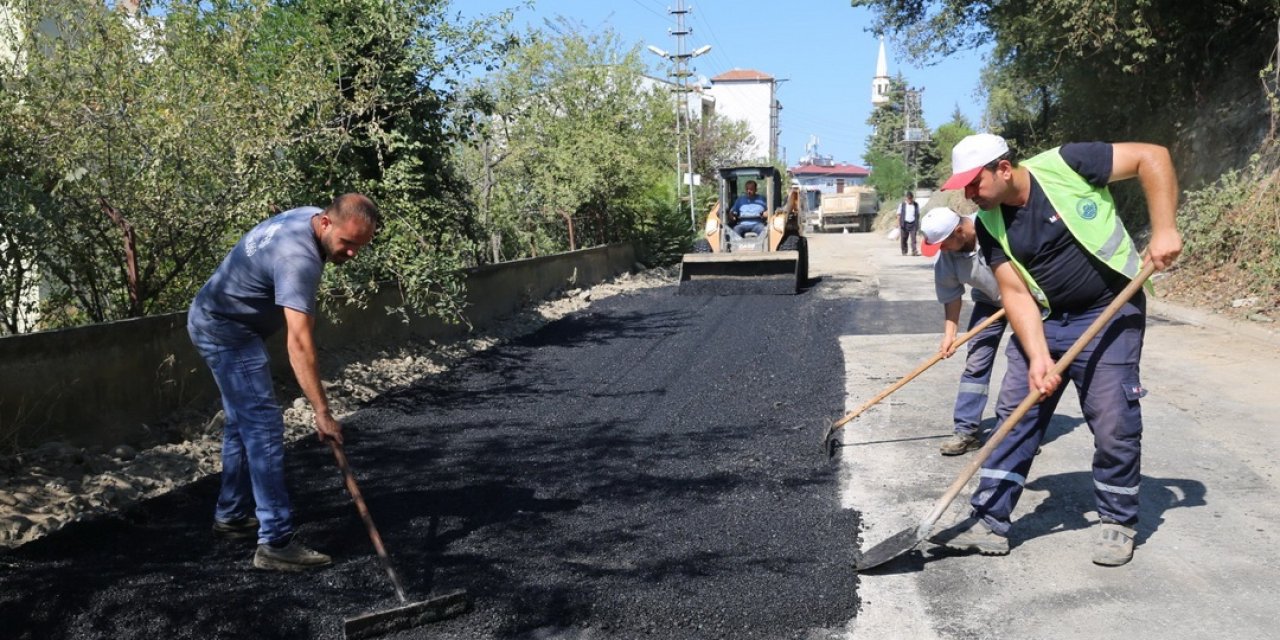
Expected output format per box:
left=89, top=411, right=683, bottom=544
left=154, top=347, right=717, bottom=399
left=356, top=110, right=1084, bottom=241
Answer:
left=708, top=80, right=772, bottom=162
left=639, top=75, right=711, bottom=123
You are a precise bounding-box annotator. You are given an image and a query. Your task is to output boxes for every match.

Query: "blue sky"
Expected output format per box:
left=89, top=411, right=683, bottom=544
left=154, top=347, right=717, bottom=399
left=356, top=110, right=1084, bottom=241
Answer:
left=456, top=0, right=991, bottom=168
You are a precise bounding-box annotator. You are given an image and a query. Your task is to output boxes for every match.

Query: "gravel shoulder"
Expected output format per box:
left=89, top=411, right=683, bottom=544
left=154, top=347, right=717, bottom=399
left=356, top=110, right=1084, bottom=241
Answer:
left=0, top=268, right=678, bottom=549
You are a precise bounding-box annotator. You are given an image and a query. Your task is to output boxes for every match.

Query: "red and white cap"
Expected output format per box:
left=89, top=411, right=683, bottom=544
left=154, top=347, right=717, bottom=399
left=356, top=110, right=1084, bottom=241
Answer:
left=941, top=133, right=1009, bottom=191
left=921, top=207, right=961, bottom=246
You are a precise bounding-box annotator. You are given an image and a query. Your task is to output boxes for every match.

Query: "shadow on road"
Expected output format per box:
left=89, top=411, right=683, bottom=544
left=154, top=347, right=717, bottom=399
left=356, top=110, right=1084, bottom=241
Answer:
left=857, top=472, right=1206, bottom=575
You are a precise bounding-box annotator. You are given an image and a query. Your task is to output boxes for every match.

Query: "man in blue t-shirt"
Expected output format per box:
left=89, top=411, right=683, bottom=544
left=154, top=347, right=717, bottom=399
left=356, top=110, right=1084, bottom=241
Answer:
left=188, top=193, right=378, bottom=571
left=729, top=180, right=768, bottom=236
left=928, top=134, right=1181, bottom=567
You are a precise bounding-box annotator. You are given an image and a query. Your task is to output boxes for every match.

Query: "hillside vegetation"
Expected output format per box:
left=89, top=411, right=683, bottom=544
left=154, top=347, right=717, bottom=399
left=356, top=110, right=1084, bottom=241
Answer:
left=856, top=0, right=1280, bottom=322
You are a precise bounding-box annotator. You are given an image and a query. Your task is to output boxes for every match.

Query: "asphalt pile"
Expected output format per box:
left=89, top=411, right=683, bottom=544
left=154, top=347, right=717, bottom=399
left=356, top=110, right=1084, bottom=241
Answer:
left=0, top=268, right=677, bottom=551
left=0, top=265, right=860, bottom=639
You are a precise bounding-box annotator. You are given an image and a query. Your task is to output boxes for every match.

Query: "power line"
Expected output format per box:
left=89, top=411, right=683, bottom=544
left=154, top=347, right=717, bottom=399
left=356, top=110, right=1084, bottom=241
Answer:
left=626, top=0, right=668, bottom=21
left=688, top=6, right=733, bottom=77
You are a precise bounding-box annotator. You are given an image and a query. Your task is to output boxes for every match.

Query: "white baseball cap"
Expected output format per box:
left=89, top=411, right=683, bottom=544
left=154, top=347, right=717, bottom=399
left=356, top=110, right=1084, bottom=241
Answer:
left=921, top=207, right=961, bottom=246
left=941, top=133, right=1009, bottom=191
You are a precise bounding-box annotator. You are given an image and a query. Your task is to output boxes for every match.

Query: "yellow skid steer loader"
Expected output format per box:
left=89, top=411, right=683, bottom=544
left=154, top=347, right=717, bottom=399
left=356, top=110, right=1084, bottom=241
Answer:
left=678, top=166, right=809, bottom=295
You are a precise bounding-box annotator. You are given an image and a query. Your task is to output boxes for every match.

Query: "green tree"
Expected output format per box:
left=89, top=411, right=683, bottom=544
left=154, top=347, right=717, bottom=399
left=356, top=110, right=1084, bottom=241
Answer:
left=692, top=113, right=755, bottom=185
left=1, top=0, right=321, bottom=327
left=0, top=0, right=510, bottom=331
left=852, top=0, right=1277, bottom=155
left=864, top=149, right=912, bottom=203
left=864, top=74, right=907, bottom=165
left=931, top=106, right=976, bottom=185
left=460, top=19, right=679, bottom=261
left=864, top=73, right=935, bottom=190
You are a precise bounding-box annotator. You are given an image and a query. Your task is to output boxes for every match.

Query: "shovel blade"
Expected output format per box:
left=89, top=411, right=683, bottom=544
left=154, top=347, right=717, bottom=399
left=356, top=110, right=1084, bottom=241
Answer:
left=344, top=589, right=469, bottom=640
left=853, top=526, right=925, bottom=571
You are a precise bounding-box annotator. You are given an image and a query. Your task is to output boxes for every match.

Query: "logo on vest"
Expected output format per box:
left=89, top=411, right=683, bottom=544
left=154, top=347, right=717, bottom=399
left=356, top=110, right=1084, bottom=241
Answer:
left=1076, top=198, right=1098, bottom=220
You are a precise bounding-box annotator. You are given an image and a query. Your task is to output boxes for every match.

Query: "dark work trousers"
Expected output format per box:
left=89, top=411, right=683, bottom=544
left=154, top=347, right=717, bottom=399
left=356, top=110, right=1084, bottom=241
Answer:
left=952, top=301, right=1008, bottom=437
left=900, top=222, right=919, bottom=255
left=970, top=296, right=1147, bottom=536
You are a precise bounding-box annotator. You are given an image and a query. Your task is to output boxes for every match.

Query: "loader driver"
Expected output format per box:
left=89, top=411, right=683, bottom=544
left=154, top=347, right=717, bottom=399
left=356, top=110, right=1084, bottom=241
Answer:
left=729, top=179, right=768, bottom=236
left=188, top=193, right=379, bottom=572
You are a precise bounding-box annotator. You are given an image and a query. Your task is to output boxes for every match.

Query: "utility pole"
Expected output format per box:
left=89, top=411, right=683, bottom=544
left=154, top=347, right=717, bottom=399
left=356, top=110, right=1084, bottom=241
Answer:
left=770, top=78, right=789, bottom=165
left=901, top=86, right=927, bottom=189
left=648, top=1, right=711, bottom=230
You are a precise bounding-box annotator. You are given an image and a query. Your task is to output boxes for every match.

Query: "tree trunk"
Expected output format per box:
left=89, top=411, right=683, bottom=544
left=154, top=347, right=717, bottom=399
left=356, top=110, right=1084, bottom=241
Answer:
left=99, top=197, right=142, bottom=317
left=562, top=211, right=576, bottom=251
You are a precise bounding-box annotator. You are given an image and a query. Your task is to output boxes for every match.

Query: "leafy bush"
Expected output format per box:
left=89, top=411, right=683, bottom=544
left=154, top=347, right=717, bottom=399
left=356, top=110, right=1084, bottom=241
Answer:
left=1161, top=145, right=1280, bottom=314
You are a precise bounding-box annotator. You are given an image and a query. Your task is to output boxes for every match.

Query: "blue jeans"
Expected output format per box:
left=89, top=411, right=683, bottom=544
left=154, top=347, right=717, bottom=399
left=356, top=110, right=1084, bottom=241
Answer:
left=971, top=297, right=1146, bottom=536
left=734, top=218, right=766, bottom=236
left=189, top=328, right=293, bottom=545
left=953, top=302, right=1007, bottom=437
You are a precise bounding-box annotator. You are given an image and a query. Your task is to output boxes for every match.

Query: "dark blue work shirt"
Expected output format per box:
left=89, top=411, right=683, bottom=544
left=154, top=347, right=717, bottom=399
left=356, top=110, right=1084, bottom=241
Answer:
left=976, top=142, right=1133, bottom=313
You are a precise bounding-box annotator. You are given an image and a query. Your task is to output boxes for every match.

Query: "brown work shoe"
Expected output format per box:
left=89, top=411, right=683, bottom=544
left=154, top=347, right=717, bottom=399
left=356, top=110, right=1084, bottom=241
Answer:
left=940, top=433, right=981, bottom=456
left=253, top=535, right=332, bottom=571
left=1092, top=521, right=1136, bottom=566
left=212, top=516, right=259, bottom=540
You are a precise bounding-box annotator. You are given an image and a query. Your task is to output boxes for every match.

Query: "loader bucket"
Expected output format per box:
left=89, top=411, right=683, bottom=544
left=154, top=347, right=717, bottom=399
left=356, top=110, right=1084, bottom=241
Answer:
left=677, top=251, right=801, bottom=295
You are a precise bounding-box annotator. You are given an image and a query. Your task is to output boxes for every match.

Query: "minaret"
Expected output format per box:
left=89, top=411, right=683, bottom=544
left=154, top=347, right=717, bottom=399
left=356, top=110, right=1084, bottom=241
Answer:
left=871, top=36, right=890, bottom=106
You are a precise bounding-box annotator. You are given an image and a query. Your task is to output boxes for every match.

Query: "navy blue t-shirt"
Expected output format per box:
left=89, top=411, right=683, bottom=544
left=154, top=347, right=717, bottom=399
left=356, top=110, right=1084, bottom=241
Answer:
left=976, top=142, right=1132, bottom=313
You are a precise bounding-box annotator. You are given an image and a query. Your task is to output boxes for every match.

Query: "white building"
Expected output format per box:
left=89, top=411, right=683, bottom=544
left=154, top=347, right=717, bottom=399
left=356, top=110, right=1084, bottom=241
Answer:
left=639, top=73, right=716, bottom=125
left=708, top=68, right=778, bottom=163
left=789, top=161, right=870, bottom=194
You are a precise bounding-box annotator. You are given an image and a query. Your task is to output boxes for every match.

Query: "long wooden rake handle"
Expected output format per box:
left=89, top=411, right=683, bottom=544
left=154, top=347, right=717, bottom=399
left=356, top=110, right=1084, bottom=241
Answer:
left=330, top=440, right=409, bottom=603
left=823, top=307, right=1008, bottom=443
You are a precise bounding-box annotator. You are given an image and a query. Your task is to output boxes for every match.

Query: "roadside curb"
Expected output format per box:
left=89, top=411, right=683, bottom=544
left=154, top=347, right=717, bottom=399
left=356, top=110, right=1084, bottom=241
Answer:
left=1149, top=297, right=1280, bottom=348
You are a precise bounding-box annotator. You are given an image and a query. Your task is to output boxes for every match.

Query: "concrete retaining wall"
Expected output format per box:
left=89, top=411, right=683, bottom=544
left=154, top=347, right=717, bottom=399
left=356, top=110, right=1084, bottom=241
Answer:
left=0, top=243, right=636, bottom=450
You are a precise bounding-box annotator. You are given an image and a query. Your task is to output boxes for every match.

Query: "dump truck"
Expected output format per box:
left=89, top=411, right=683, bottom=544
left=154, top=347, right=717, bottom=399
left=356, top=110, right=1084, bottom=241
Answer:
left=678, top=166, right=809, bottom=295
left=814, top=187, right=878, bottom=232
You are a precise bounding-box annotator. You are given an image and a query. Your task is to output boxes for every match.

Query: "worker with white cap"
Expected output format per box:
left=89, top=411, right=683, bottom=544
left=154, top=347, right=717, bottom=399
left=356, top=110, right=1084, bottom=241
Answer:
left=927, top=133, right=1181, bottom=566
left=920, top=207, right=1006, bottom=456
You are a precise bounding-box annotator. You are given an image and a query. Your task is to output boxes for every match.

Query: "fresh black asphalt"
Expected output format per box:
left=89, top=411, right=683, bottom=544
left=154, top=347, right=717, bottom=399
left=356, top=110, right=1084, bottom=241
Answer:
left=1, top=281, right=943, bottom=639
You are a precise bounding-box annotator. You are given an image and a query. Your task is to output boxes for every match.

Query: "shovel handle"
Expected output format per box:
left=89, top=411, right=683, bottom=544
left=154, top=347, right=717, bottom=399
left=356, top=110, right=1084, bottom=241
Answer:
left=829, top=307, right=1008, bottom=434
left=330, top=440, right=409, bottom=603
left=918, top=261, right=1157, bottom=531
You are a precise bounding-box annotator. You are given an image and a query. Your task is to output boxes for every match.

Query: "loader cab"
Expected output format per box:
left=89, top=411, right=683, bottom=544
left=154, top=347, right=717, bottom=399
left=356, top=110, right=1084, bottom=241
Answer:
left=717, top=166, right=786, bottom=252
left=721, top=167, right=782, bottom=229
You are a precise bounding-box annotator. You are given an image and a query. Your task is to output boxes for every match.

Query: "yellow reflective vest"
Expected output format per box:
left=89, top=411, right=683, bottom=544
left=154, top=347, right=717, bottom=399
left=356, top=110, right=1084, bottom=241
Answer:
left=976, top=147, right=1148, bottom=313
